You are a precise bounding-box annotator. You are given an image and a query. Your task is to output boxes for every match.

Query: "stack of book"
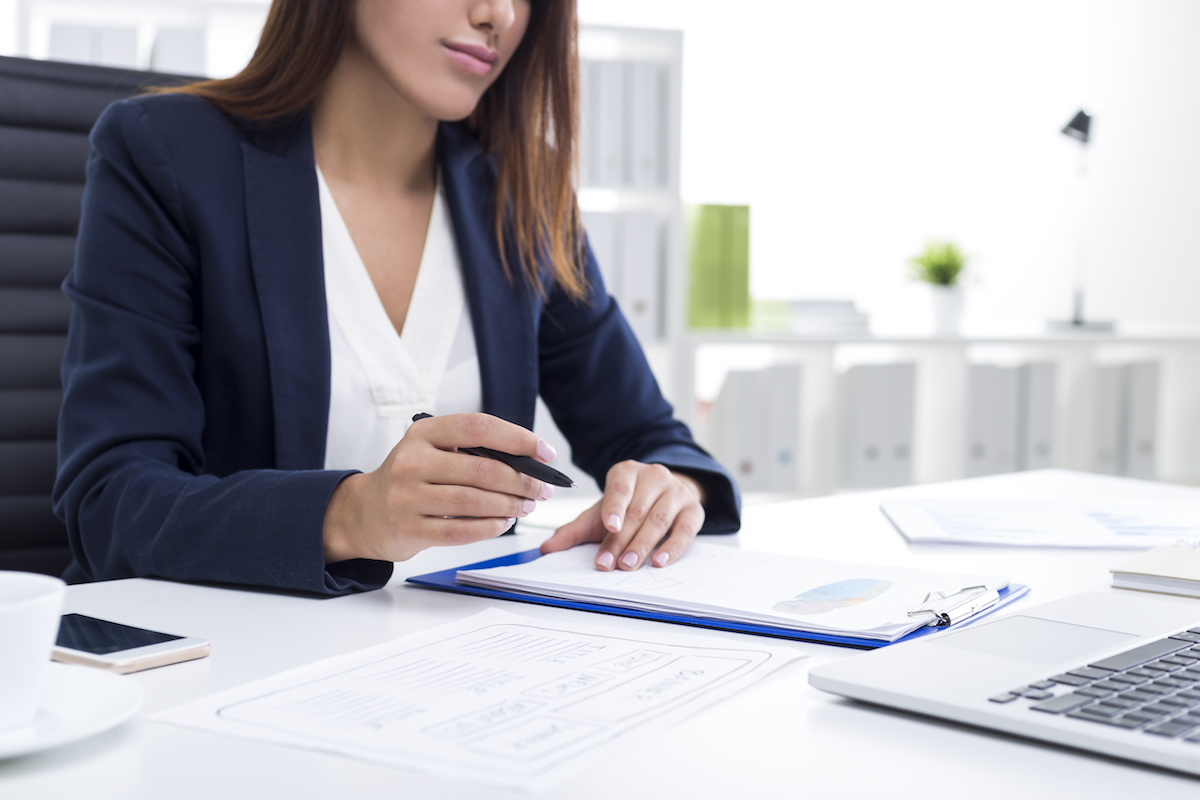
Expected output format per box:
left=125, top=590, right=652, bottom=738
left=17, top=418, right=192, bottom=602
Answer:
left=1112, top=545, right=1200, bottom=598
left=787, top=300, right=870, bottom=336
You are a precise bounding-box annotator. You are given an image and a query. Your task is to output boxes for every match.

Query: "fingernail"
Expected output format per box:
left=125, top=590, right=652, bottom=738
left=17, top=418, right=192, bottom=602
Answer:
left=504, top=518, right=516, bottom=528
left=653, top=551, right=671, bottom=567
left=620, top=551, right=639, bottom=568
left=521, top=499, right=536, bottom=515
left=606, top=514, right=621, bottom=531
left=597, top=551, right=615, bottom=570
left=536, top=440, right=557, bottom=462
left=539, top=482, right=555, bottom=501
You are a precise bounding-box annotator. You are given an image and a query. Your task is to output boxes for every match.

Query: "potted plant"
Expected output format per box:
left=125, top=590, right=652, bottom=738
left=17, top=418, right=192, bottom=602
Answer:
left=908, top=239, right=967, bottom=335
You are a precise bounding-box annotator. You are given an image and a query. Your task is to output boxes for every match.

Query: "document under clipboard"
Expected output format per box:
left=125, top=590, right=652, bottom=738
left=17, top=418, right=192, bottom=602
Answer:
left=407, top=549, right=1030, bottom=650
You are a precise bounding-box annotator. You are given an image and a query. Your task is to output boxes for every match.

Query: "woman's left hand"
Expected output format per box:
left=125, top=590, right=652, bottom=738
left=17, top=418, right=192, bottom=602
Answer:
left=539, top=461, right=705, bottom=570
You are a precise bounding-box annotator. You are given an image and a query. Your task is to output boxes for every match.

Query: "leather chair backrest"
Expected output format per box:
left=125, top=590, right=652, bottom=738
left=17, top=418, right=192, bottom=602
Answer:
left=0, top=56, right=192, bottom=576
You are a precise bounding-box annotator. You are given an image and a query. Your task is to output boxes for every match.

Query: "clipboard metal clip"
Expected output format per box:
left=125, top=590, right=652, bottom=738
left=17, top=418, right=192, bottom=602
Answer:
left=907, top=585, right=1001, bottom=627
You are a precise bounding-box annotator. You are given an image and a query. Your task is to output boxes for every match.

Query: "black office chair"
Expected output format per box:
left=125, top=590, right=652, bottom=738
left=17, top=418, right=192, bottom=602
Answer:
left=0, top=56, right=193, bottom=576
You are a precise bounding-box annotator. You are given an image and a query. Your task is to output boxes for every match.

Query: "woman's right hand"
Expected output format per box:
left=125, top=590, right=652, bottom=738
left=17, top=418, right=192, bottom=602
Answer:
left=321, top=413, right=556, bottom=563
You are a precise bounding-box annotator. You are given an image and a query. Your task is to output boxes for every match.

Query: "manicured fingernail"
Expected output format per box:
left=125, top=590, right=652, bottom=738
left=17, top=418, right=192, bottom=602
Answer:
left=504, top=518, right=516, bottom=528
left=539, top=482, right=555, bottom=501
left=536, top=440, right=556, bottom=462
left=620, top=551, right=639, bottom=568
left=597, top=551, right=615, bottom=570
left=521, top=499, right=536, bottom=515
left=653, top=551, right=671, bottom=567
left=606, top=514, right=621, bottom=531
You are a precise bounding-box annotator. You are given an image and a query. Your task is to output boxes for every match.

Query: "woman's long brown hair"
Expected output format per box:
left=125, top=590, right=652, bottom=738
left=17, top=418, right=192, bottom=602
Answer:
left=157, top=0, right=584, bottom=300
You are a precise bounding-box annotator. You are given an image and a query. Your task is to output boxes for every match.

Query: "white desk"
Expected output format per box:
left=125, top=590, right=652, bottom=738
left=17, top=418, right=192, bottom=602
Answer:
left=5, top=470, right=1200, bottom=799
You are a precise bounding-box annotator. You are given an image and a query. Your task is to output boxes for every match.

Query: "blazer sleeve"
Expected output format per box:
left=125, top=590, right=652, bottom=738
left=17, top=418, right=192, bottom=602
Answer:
left=536, top=237, right=741, bottom=534
left=53, top=100, right=391, bottom=594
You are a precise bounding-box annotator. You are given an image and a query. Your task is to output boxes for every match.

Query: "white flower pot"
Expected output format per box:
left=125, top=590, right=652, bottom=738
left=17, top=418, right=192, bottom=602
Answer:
left=930, top=285, right=964, bottom=335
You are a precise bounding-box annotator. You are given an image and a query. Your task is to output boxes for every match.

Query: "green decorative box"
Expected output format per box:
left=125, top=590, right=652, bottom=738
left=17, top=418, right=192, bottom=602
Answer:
left=687, top=204, right=750, bottom=329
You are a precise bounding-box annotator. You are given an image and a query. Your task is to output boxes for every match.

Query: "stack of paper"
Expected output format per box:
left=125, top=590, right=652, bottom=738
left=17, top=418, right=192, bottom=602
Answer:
left=1112, top=545, right=1200, bottom=598
left=882, top=499, right=1200, bottom=548
left=457, top=543, right=1009, bottom=643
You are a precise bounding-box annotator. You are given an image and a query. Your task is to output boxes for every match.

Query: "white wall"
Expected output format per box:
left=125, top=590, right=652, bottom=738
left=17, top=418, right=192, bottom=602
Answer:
left=7, top=0, right=1197, bottom=332
left=578, top=0, right=1200, bottom=332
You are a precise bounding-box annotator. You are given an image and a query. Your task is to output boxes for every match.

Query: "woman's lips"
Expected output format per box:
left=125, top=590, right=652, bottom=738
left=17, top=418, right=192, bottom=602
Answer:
left=442, top=41, right=497, bottom=76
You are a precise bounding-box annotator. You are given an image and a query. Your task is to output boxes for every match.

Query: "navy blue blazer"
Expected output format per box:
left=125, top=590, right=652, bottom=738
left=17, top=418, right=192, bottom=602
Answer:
left=53, top=93, right=740, bottom=595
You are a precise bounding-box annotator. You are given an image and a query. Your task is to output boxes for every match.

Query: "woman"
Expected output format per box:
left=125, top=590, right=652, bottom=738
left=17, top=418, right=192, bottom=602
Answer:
left=53, top=0, right=739, bottom=595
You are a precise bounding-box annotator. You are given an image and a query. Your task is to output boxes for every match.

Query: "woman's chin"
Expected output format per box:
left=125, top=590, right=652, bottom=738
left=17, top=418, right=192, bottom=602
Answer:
left=408, top=84, right=488, bottom=124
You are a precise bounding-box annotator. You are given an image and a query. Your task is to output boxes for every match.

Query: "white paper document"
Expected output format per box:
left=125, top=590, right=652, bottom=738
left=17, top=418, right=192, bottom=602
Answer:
left=457, top=543, right=1008, bottom=642
left=154, top=608, right=802, bottom=792
left=882, top=499, right=1200, bottom=548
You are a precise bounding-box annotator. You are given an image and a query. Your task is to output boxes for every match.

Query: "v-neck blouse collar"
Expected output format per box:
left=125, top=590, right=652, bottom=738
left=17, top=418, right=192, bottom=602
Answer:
left=317, top=166, right=465, bottom=417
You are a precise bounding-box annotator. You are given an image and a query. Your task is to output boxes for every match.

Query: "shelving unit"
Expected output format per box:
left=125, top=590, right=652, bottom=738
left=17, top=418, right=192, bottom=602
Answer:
left=533, top=25, right=683, bottom=491
left=677, top=328, right=1200, bottom=495
left=575, top=25, right=682, bottom=346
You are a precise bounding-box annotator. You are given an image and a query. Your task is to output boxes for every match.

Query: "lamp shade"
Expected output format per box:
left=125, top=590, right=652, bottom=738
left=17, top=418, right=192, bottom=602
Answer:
left=1062, top=110, right=1091, bottom=143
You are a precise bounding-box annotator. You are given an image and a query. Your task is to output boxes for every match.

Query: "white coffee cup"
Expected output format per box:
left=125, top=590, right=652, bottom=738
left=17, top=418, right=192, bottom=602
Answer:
left=0, top=571, right=66, bottom=733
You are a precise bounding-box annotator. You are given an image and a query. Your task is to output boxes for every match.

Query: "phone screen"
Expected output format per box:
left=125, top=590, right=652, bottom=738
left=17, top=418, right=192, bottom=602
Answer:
left=56, top=613, right=184, bottom=654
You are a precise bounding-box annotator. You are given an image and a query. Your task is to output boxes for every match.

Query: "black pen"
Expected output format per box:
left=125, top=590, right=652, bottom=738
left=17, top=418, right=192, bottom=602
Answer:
left=411, top=413, right=576, bottom=488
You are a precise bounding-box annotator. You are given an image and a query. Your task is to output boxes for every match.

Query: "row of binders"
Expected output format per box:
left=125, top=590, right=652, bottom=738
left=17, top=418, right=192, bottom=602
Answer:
left=581, top=210, right=662, bottom=343
left=702, top=363, right=918, bottom=492
left=967, top=361, right=1159, bottom=480
left=702, top=360, right=1161, bottom=493
left=579, top=60, right=667, bottom=190
left=965, top=364, right=1056, bottom=478
left=1093, top=363, right=1159, bottom=480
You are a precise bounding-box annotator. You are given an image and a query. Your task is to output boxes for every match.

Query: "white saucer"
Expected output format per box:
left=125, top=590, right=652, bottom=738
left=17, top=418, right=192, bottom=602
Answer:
left=0, top=662, right=142, bottom=759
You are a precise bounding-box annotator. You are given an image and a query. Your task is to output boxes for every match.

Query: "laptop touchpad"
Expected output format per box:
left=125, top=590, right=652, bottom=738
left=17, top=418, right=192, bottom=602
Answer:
left=935, top=615, right=1137, bottom=665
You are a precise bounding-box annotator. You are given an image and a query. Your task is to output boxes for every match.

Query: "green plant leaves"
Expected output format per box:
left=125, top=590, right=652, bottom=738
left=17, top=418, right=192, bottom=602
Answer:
left=908, top=239, right=966, bottom=286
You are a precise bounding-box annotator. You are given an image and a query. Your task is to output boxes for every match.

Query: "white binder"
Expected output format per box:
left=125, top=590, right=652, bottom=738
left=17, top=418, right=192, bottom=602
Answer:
left=578, top=60, right=595, bottom=186
left=1122, top=362, right=1159, bottom=479
left=592, top=60, right=624, bottom=187
left=616, top=211, right=661, bottom=343
left=624, top=62, right=664, bottom=188
left=990, top=366, right=1019, bottom=474
left=841, top=364, right=916, bottom=489
left=965, top=364, right=997, bottom=477
left=708, top=369, right=764, bottom=492
left=760, top=364, right=803, bottom=492
left=1017, top=362, right=1056, bottom=471
left=1093, top=366, right=1123, bottom=475
left=580, top=210, right=619, bottom=295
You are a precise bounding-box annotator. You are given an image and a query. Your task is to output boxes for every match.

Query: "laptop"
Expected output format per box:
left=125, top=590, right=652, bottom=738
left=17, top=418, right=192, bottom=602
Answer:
left=809, top=591, right=1200, bottom=775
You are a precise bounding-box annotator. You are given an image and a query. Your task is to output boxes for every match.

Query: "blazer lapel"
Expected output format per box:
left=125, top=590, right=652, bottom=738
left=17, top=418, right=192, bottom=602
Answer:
left=438, top=123, right=540, bottom=431
left=241, top=114, right=330, bottom=470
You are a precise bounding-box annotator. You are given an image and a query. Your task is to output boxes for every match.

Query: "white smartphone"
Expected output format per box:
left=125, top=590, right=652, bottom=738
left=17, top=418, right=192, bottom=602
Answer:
left=52, top=612, right=210, bottom=674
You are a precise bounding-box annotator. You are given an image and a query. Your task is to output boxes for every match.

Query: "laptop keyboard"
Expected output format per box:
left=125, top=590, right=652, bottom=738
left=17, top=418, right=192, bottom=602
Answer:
left=989, top=628, right=1200, bottom=741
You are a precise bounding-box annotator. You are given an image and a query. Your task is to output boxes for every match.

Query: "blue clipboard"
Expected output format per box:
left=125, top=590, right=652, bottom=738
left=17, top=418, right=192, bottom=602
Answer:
left=407, top=548, right=1031, bottom=650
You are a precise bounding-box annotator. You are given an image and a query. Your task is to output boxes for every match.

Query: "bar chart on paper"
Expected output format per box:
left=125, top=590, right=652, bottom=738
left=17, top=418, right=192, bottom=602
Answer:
left=881, top=499, right=1200, bottom=549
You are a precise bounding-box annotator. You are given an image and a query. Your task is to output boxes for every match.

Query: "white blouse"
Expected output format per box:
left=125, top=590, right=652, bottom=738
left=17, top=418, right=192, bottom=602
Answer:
left=318, top=166, right=483, bottom=473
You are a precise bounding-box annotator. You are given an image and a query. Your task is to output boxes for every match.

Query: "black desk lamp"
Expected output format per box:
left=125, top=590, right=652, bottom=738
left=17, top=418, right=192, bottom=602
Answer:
left=1047, top=109, right=1114, bottom=333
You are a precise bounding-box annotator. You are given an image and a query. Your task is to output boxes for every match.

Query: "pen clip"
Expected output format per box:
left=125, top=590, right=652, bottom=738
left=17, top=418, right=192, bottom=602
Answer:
left=907, top=585, right=1000, bottom=627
